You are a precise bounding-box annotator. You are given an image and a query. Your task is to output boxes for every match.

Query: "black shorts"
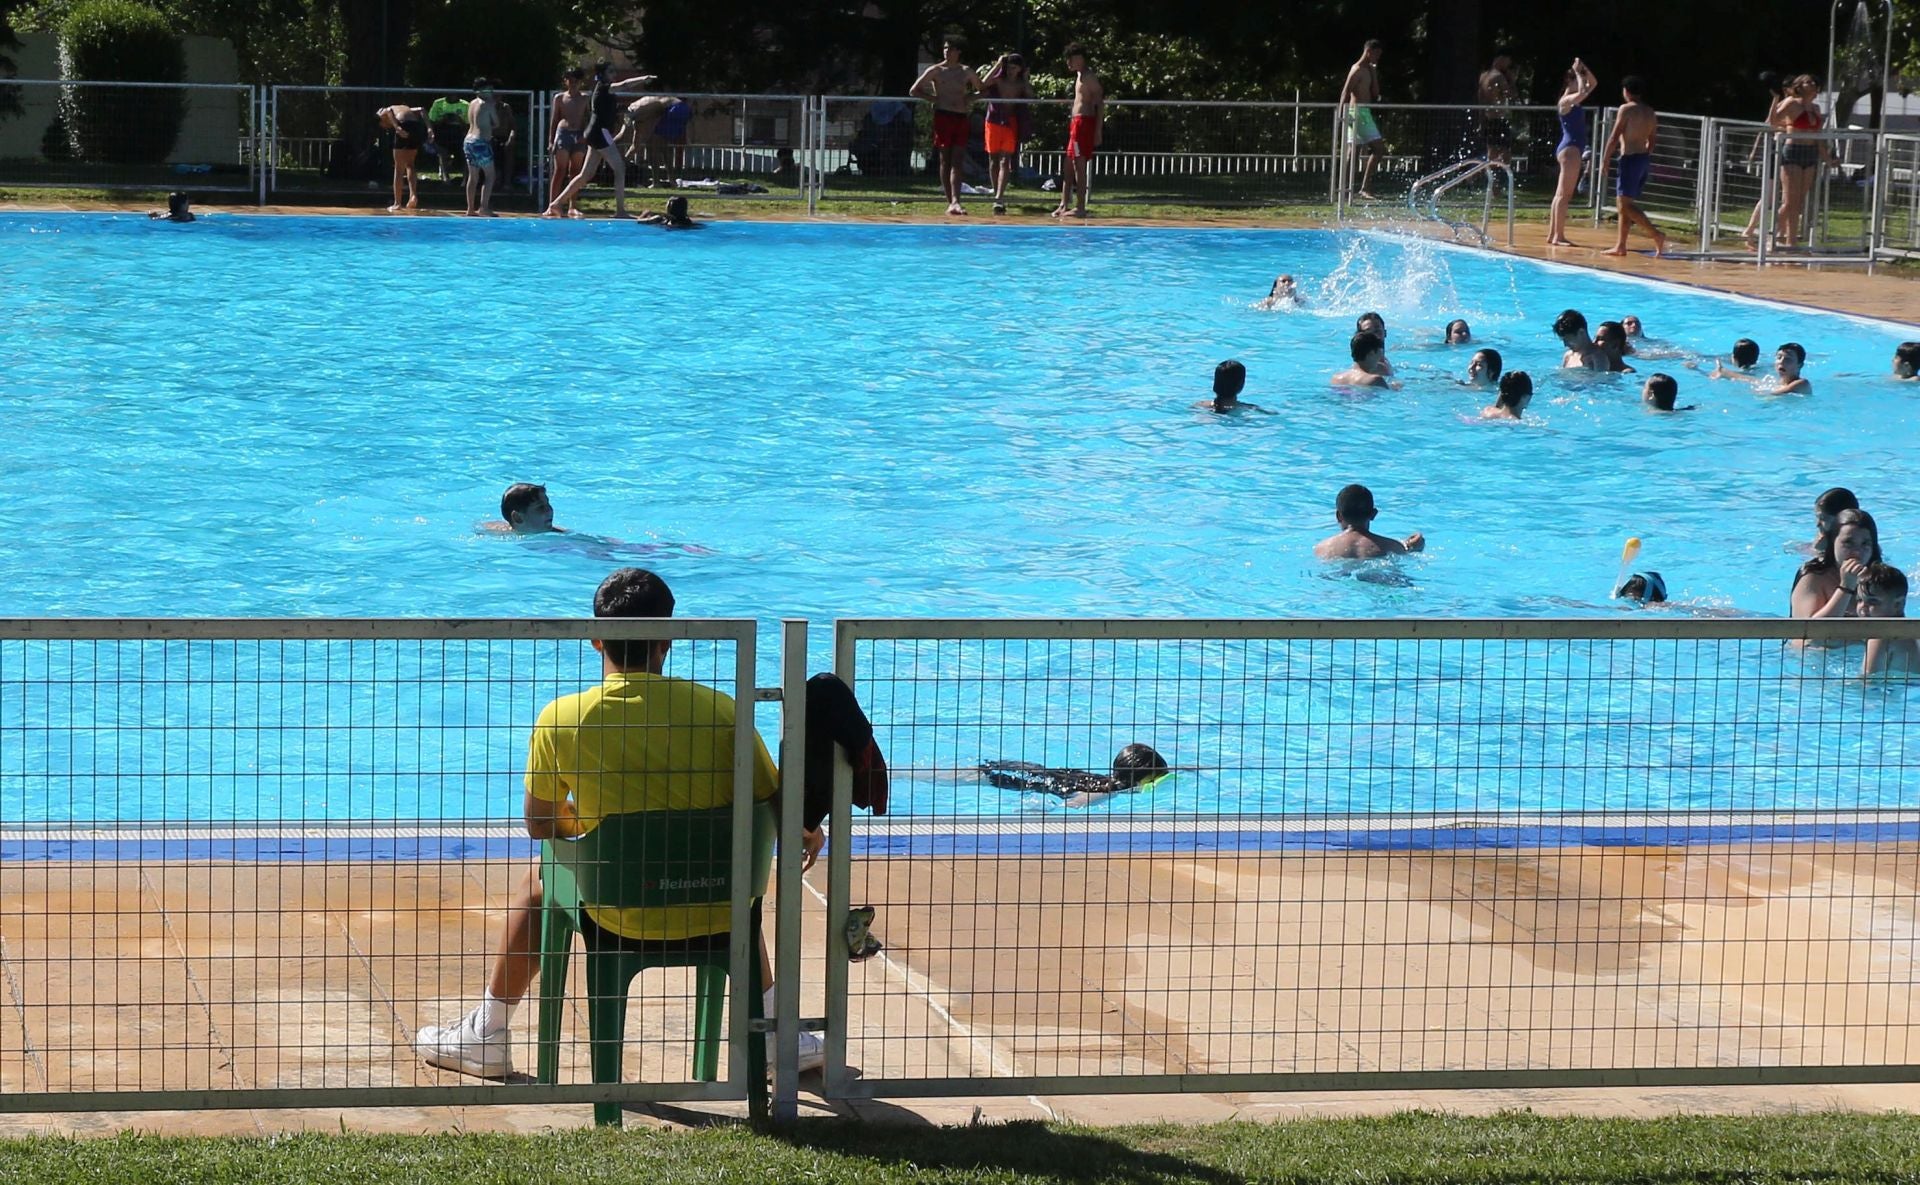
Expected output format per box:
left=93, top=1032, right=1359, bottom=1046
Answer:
left=395, top=119, right=426, bottom=150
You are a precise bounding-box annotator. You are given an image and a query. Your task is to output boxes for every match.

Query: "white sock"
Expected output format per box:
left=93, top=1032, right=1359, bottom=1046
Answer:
left=477, top=990, right=515, bottom=1035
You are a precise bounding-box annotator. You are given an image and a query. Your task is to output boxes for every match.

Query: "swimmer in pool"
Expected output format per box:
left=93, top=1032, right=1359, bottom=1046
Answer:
left=1594, top=321, right=1636, bottom=372
left=635, top=194, right=701, bottom=229
left=1481, top=370, right=1532, bottom=419
left=980, top=743, right=1170, bottom=808
left=1719, top=343, right=1813, bottom=394
left=148, top=192, right=195, bottom=222
left=1641, top=372, right=1695, bottom=411
left=1332, top=332, right=1399, bottom=390
left=1858, top=563, right=1919, bottom=678
left=1704, top=338, right=1762, bottom=378
left=1193, top=359, right=1272, bottom=414
left=1616, top=571, right=1668, bottom=603
left=1893, top=341, right=1920, bottom=380
left=1258, top=275, right=1304, bottom=308
left=1464, top=347, right=1502, bottom=386
left=1621, top=314, right=1645, bottom=339
left=1314, top=483, right=1425, bottom=559
left=1553, top=309, right=1607, bottom=371
left=485, top=482, right=564, bottom=534
left=1444, top=318, right=1472, bottom=345
left=1353, top=312, right=1394, bottom=373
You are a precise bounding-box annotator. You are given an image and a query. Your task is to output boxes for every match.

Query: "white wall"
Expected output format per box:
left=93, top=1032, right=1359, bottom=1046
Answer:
left=1, top=33, right=245, bottom=164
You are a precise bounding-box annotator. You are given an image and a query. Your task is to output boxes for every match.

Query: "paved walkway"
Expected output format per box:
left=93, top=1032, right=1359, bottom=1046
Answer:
left=0, top=843, right=1914, bottom=1136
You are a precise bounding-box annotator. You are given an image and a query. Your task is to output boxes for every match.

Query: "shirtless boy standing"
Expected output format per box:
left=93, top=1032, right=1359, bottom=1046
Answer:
left=1340, top=40, right=1386, bottom=200
left=1600, top=75, right=1668, bottom=256
left=464, top=79, right=498, bottom=217
left=910, top=37, right=981, bottom=216
left=1055, top=43, right=1104, bottom=219
left=1476, top=51, right=1517, bottom=163
left=548, top=69, right=590, bottom=214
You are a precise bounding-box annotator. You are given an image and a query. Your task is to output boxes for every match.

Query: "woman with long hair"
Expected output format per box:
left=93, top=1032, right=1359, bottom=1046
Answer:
left=1772, top=75, right=1827, bottom=250
left=1548, top=58, right=1597, bottom=247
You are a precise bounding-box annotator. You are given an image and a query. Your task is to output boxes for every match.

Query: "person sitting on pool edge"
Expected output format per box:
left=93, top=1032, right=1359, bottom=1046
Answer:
left=484, top=483, right=565, bottom=534
left=1332, top=332, right=1399, bottom=390
left=1553, top=309, right=1606, bottom=371
left=1314, top=483, right=1425, bottom=559
left=1193, top=359, right=1272, bottom=414
left=414, top=567, right=827, bottom=1079
left=1481, top=370, right=1532, bottom=420
left=1858, top=563, right=1918, bottom=678
left=1641, top=372, right=1694, bottom=412
left=1464, top=348, right=1502, bottom=386
left=636, top=195, right=701, bottom=230
left=980, top=743, right=1170, bottom=809
left=1893, top=341, right=1920, bottom=380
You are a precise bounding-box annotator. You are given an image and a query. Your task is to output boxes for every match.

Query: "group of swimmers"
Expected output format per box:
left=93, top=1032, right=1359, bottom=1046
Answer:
left=1790, top=488, right=1917, bottom=676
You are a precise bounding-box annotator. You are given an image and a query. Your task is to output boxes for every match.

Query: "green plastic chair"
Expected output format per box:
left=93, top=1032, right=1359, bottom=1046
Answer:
left=533, top=800, right=775, bottom=1125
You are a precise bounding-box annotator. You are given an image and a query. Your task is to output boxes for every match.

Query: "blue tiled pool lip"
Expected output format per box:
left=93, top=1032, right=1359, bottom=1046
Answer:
left=6, top=810, right=1916, bottom=861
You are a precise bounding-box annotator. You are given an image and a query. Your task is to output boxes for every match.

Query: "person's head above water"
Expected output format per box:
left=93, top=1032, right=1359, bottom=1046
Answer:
left=593, top=566, right=675, bottom=670
left=1833, top=508, right=1883, bottom=568
left=1468, top=347, right=1503, bottom=383
left=1814, top=486, right=1859, bottom=549
left=1621, top=314, right=1645, bottom=338
left=1355, top=311, right=1387, bottom=342
left=1334, top=483, right=1379, bottom=530
left=1731, top=338, right=1761, bottom=369
left=1642, top=372, right=1681, bottom=411
left=500, top=482, right=555, bottom=533
left=1350, top=331, right=1386, bottom=367
left=1213, top=359, right=1247, bottom=406
left=1616, top=571, right=1668, bottom=603
left=1552, top=308, right=1590, bottom=342
left=1496, top=370, right=1533, bottom=412
left=1595, top=321, right=1630, bottom=357
left=664, top=194, right=692, bottom=226
left=1444, top=318, right=1471, bottom=345
left=1858, top=563, right=1909, bottom=618
left=1894, top=341, right=1920, bottom=378
left=1776, top=342, right=1807, bottom=378
left=1110, top=743, right=1170, bottom=788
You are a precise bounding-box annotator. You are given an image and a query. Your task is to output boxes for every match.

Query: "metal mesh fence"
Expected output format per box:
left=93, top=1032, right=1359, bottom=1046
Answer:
left=0, top=80, right=255, bottom=192
left=1592, top=109, right=1706, bottom=234
left=268, top=86, right=538, bottom=203
left=1878, top=134, right=1920, bottom=259
left=826, top=619, right=1920, bottom=1097
left=0, top=620, right=774, bottom=1113
left=546, top=92, right=811, bottom=207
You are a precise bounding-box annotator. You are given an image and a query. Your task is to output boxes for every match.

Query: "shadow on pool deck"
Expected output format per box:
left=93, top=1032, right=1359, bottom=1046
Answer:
left=0, top=842, right=1916, bottom=1137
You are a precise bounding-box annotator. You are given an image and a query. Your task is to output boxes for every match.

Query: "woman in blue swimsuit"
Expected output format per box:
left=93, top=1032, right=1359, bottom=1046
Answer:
left=1548, top=57, right=1597, bottom=246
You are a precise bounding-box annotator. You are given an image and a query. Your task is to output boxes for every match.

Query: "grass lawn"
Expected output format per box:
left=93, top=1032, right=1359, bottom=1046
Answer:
left=3, top=1111, right=1918, bottom=1184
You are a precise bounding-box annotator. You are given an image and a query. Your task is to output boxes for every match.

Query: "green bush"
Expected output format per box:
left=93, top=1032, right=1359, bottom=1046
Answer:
left=407, top=0, right=562, bottom=93
left=57, top=0, right=185, bottom=163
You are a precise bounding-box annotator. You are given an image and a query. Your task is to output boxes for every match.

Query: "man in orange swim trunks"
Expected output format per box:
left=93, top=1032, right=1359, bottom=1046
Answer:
left=910, top=36, right=982, bottom=216
left=1054, top=43, right=1104, bottom=219
left=978, top=52, right=1033, bottom=214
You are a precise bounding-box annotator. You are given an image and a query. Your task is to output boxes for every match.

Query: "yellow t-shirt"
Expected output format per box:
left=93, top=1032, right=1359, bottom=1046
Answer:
left=525, top=671, right=778, bottom=940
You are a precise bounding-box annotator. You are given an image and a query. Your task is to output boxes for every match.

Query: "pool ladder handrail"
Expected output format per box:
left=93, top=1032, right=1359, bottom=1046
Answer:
left=1406, top=157, right=1516, bottom=247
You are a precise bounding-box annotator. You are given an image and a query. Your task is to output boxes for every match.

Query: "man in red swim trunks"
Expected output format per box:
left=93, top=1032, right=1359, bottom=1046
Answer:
left=1054, top=43, right=1104, bottom=219
left=910, top=36, right=982, bottom=216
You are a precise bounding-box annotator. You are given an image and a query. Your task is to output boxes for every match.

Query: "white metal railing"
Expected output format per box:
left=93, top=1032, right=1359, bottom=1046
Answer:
left=266, top=85, right=541, bottom=201
left=825, top=616, right=1920, bottom=1101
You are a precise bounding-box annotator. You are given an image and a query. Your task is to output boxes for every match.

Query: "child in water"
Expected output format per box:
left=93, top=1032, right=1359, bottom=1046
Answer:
left=980, top=743, right=1170, bottom=808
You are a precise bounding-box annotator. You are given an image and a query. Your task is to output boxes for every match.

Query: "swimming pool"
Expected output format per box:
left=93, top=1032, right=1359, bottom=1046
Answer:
left=2, top=214, right=1916, bottom=825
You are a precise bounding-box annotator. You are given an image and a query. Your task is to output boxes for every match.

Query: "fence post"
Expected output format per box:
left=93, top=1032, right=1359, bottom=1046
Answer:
left=1867, top=131, right=1887, bottom=266
left=1591, top=106, right=1611, bottom=228
left=255, top=86, right=266, bottom=206
left=1757, top=132, right=1776, bottom=267
left=1695, top=116, right=1715, bottom=254
left=822, top=621, right=857, bottom=1101
left=772, top=618, right=808, bottom=1123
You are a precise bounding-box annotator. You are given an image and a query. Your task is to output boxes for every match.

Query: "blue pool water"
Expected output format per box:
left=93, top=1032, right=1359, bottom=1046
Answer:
left=2, top=214, right=1917, bottom=825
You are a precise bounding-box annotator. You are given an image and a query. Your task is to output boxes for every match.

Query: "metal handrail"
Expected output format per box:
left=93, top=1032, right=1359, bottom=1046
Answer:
left=1405, top=157, right=1515, bottom=246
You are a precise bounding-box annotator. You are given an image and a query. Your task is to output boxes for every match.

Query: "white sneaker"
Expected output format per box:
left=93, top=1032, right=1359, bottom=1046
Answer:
left=415, top=1006, right=514, bottom=1079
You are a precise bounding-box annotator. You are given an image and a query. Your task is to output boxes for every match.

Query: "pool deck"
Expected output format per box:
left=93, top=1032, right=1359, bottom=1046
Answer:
left=0, top=842, right=1915, bottom=1137
left=6, top=198, right=1917, bottom=327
